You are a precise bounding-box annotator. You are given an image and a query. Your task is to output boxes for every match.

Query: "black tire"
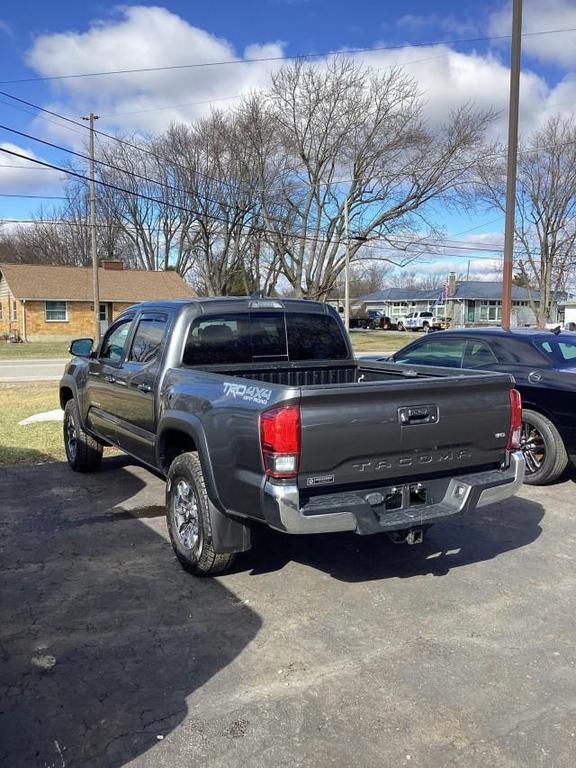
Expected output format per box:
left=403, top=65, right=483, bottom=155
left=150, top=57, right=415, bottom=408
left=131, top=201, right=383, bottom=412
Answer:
left=166, top=452, right=235, bottom=576
left=521, top=409, right=568, bottom=485
left=423, top=322, right=431, bottom=334
left=63, top=399, right=103, bottom=472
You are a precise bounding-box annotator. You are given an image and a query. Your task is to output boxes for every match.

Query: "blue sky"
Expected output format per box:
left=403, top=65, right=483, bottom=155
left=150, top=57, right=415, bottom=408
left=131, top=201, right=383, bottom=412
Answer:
left=2, top=0, right=576, bottom=278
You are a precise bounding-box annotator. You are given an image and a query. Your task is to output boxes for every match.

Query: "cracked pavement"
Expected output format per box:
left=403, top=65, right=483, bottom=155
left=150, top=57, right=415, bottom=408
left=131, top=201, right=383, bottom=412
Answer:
left=1, top=459, right=576, bottom=767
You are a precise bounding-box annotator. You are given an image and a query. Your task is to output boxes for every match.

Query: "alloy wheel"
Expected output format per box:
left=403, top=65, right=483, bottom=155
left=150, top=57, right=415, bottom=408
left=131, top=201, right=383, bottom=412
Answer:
left=65, top=412, right=77, bottom=461
left=172, top=479, right=200, bottom=551
left=520, top=420, right=546, bottom=475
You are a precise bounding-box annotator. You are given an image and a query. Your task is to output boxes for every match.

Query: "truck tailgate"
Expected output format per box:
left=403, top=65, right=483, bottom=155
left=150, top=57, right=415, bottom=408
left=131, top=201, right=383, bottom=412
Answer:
left=298, top=373, right=514, bottom=489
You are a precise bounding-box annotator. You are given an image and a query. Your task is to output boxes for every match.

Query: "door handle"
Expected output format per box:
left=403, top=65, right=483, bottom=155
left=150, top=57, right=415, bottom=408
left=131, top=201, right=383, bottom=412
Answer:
left=104, top=375, right=116, bottom=384
left=137, top=383, right=152, bottom=393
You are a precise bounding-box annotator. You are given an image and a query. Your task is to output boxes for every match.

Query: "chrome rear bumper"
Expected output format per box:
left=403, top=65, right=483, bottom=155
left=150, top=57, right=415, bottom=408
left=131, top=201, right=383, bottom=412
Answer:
left=262, top=451, right=525, bottom=535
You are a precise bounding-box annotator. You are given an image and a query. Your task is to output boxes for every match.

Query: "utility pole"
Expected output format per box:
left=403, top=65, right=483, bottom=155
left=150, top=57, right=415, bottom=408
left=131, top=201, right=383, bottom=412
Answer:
left=502, top=0, right=523, bottom=330
left=344, top=197, right=350, bottom=331
left=83, top=112, right=100, bottom=344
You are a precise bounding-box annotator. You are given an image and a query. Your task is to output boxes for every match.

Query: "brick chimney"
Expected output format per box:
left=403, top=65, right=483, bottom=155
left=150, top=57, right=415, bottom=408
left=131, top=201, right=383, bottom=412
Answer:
left=101, top=260, right=124, bottom=271
left=448, top=272, right=456, bottom=296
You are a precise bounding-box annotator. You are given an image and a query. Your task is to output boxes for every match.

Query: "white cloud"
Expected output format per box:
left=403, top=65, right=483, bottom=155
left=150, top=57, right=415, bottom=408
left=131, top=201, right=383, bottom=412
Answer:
left=19, top=6, right=576, bottom=157
left=347, top=44, right=563, bottom=140
left=0, top=143, right=65, bottom=194
left=489, top=0, right=576, bottom=68
left=25, top=6, right=285, bottom=137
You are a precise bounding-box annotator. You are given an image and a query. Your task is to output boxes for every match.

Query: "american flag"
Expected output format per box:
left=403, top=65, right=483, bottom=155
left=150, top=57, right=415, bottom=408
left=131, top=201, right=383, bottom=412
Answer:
left=435, top=280, right=450, bottom=306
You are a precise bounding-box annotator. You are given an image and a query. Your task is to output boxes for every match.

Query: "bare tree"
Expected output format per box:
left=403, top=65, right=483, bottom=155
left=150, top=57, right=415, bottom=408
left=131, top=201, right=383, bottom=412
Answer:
left=477, top=116, right=576, bottom=326
left=246, top=58, right=494, bottom=300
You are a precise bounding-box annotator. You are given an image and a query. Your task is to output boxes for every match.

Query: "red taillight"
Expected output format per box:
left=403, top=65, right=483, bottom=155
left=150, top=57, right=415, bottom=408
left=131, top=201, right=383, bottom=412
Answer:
left=508, top=388, right=522, bottom=449
left=260, top=404, right=301, bottom=478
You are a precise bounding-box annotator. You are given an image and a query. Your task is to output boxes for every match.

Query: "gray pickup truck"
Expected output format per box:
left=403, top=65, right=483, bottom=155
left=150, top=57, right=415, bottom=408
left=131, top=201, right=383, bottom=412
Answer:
left=60, top=298, right=525, bottom=575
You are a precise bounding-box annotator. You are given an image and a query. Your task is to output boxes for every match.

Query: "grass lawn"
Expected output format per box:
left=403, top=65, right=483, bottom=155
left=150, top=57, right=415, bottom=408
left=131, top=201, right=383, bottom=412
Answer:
left=0, top=383, right=65, bottom=465
left=0, top=341, right=71, bottom=359
left=348, top=330, right=418, bottom=354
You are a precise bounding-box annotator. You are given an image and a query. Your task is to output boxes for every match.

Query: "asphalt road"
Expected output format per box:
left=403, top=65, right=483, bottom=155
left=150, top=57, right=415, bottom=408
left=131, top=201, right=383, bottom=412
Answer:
left=0, top=358, right=68, bottom=382
left=2, top=460, right=576, bottom=768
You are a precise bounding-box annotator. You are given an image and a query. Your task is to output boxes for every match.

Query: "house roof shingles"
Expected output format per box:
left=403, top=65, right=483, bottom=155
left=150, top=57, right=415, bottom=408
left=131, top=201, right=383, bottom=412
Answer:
left=358, top=281, right=551, bottom=303
left=0, top=263, right=195, bottom=302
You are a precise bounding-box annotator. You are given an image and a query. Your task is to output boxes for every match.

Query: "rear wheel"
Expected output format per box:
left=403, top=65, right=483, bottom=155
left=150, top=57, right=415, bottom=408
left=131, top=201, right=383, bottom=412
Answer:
left=423, top=322, right=431, bottom=333
left=520, top=409, right=568, bottom=485
left=166, top=452, right=235, bottom=576
left=63, top=399, right=103, bottom=472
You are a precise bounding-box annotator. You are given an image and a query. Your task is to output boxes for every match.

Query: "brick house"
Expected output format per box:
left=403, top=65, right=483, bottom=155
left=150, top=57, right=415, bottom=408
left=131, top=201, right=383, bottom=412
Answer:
left=0, top=261, right=195, bottom=342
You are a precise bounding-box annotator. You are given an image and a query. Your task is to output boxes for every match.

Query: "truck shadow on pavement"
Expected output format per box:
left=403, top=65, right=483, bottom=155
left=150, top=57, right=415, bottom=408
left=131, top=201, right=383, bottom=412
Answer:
left=242, top=497, right=545, bottom=582
left=0, top=460, right=262, bottom=768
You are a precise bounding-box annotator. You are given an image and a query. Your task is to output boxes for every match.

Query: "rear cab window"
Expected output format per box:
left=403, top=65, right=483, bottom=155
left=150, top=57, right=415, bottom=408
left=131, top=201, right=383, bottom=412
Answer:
left=182, top=312, right=349, bottom=366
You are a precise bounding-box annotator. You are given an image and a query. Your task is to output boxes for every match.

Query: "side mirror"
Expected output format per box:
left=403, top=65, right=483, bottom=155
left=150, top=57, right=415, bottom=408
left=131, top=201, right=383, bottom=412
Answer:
left=69, top=338, right=94, bottom=358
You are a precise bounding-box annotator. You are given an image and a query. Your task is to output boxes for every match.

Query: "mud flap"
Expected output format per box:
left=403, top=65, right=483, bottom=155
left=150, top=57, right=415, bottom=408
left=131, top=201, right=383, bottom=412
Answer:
left=208, top=499, right=252, bottom=554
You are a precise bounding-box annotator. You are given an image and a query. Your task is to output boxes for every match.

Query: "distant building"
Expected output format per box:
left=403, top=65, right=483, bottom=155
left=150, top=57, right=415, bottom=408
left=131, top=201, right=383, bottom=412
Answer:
left=354, top=274, right=564, bottom=327
left=0, top=261, right=195, bottom=342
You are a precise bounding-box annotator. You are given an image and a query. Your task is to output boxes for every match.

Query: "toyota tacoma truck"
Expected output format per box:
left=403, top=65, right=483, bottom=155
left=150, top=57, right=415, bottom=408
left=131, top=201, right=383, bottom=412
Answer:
left=60, top=298, right=525, bottom=575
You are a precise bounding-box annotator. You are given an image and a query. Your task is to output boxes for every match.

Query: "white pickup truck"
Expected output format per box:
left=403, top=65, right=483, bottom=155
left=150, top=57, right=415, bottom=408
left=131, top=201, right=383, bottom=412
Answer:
left=400, top=311, right=445, bottom=332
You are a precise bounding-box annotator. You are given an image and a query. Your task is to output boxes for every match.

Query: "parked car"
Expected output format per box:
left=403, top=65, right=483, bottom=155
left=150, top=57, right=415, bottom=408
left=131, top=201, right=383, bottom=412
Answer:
left=366, top=310, right=404, bottom=331
left=349, top=309, right=398, bottom=330
left=60, top=298, right=524, bottom=575
left=382, top=327, right=576, bottom=485
left=401, top=311, right=447, bottom=332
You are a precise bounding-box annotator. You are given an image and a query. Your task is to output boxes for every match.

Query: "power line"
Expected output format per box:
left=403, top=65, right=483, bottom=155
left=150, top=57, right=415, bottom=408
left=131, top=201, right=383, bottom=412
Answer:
left=0, top=193, right=67, bottom=199
left=0, top=137, right=554, bottom=256
left=0, top=121, right=324, bottom=232
left=2, top=27, right=576, bottom=85
left=4, top=84, right=576, bottom=206
left=96, top=52, right=454, bottom=118
left=0, top=145, right=348, bottom=246
left=0, top=164, right=67, bottom=171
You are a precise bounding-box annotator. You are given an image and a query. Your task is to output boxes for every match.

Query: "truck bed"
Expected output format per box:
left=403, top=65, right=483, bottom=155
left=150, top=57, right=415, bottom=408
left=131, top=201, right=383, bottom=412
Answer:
left=170, top=358, right=515, bottom=494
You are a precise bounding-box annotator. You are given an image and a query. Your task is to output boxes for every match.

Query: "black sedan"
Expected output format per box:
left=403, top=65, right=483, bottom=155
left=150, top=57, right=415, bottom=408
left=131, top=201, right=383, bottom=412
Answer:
left=384, top=328, right=576, bottom=485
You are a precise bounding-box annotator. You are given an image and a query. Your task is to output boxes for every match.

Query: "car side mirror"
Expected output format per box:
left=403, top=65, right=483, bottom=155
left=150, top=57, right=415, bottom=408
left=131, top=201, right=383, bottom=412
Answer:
left=69, top=338, right=94, bottom=358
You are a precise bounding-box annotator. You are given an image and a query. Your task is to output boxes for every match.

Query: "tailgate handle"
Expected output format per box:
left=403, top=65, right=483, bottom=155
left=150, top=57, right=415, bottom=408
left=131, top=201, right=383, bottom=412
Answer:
left=398, top=405, right=438, bottom=426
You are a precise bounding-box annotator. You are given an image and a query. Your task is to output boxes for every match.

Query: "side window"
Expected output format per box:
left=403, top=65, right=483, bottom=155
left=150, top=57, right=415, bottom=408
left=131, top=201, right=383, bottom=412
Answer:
left=395, top=339, right=466, bottom=368
left=99, top=318, right=133, bottom=363
left=462, top=340, right=499, bottom=369
left=128, top=315, right=168, bottom=364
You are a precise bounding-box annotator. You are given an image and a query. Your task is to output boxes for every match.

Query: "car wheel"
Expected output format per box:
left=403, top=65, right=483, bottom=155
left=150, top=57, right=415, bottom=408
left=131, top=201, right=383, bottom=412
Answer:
left=63, top=399, right=103, bottom=472
left=423, top=322, right=431, bottom=333
left=166, top=452, right=235, bottom=576
left=520, top=409, right=568, bottom=485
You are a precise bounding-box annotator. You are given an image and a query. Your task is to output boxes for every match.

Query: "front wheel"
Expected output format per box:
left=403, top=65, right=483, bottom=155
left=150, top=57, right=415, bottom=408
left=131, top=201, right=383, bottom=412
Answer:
left=166, top=452, right=235, bottom=576
left=63, top=399, right=103, bottom=472
left=521, top=409, right=568, bottom=485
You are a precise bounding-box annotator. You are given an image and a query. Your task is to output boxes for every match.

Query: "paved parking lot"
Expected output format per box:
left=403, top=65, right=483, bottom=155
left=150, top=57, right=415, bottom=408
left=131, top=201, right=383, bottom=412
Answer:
left=1, top=459, right=576, bottom=768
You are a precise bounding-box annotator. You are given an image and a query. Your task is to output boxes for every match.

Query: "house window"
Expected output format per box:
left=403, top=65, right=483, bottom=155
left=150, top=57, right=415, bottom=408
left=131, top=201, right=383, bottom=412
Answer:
left=478, top=301, right=502, bottom=322
left=99, top=304, right=108, bottom=322
left=45, top=301, right=68, bottom=322
left=11, top=300, right=17, bottom=321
